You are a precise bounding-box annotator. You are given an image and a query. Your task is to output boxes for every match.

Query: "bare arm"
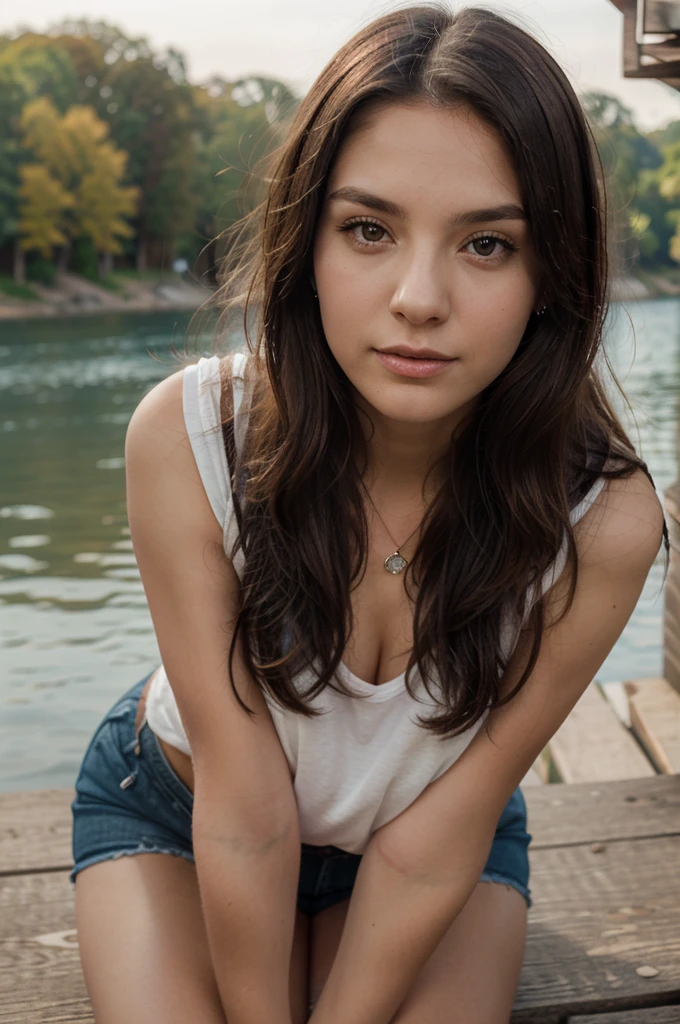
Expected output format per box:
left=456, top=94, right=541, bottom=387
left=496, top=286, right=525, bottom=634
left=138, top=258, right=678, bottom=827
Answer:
left=126, top=365, right=299, bottom=1024
left=309, top=470, right=665, bottom=1024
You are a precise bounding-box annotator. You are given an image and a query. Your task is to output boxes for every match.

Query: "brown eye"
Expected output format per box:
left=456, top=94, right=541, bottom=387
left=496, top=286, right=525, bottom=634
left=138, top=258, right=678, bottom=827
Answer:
left=359, top=223, right=386, bottom=243
left=471, top=236, right=498, bottom=257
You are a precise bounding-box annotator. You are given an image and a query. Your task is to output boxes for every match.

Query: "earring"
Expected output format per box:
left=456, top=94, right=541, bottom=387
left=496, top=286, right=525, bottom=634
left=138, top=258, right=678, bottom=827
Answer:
left=310, top=276, right=318, bottom=300
left=535, top=304, right=547, bottom=316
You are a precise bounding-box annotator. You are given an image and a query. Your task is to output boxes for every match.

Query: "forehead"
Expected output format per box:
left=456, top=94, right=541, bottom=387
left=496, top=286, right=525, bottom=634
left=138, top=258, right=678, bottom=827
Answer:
left=326, top=100, right=521, bottom=209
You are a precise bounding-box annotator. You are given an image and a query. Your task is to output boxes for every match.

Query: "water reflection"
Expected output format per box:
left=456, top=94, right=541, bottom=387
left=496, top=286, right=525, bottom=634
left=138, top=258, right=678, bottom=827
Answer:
left=0, top=302, right=675, bottom=790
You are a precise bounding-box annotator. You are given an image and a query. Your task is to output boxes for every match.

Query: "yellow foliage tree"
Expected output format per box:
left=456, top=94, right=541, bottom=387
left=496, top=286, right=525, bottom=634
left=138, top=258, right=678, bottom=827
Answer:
left=77, top=143, right=138, bottom=270
left=20, top=95, right=78, bottom=185
left=19, top=97, right=139, bottom=273
left=17, top=164, right=75, bottom=257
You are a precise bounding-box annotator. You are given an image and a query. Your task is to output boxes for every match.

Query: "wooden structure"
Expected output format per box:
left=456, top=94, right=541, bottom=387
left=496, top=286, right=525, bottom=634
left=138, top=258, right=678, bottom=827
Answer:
left=609, top=0, right=680, bottom=92
left=2, top=477, right=680, bottom=1021
left=1, top=771, right=679, bottom=1023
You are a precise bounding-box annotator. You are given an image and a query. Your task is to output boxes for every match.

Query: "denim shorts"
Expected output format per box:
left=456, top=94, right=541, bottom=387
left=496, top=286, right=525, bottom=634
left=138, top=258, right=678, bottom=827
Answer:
left=70, top=672, right=533, bottom=912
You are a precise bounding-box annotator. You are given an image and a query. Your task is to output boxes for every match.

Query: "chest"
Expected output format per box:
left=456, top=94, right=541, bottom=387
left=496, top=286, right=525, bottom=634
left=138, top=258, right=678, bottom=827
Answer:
left=343, top=546, right=416, bottom=686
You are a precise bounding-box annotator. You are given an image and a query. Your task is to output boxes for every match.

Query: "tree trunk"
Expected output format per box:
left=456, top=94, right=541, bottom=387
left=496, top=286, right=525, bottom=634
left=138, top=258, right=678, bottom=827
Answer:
left=136, top=240, right=147, bottom=272
left=13, top=241, right=25, bottom=284
left=98, top=252, right=113, bottom=278
left=58, top=241, right=71, bottom=273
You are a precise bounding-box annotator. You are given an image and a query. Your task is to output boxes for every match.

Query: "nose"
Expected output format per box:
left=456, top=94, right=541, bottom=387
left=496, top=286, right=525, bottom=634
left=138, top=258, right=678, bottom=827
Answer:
left=388, top=249, right=450, bottom=325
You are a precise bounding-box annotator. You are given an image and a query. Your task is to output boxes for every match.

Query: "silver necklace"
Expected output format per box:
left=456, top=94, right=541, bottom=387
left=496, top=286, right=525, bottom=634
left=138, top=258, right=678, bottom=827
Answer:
left=360, top=478, right=425, bottom=575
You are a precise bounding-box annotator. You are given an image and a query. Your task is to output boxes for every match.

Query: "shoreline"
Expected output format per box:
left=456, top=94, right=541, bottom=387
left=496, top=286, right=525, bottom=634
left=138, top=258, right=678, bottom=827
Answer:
left=2, top=270, right=680, bottom=321
left=0, top=270, right=215, bottom=321
left=609, top=271, right=680, bottom=302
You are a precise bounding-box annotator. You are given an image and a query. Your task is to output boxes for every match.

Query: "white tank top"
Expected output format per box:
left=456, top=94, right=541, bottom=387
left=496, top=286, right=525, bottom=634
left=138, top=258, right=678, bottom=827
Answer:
left=145, top=352, right=607, bottom=854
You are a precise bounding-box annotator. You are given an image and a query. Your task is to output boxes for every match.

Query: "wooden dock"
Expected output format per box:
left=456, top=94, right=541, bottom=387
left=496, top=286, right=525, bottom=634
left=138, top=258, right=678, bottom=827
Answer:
left=1, top=675, right=679, bottom=1023
left=2, top=484, right=680, bottom=1021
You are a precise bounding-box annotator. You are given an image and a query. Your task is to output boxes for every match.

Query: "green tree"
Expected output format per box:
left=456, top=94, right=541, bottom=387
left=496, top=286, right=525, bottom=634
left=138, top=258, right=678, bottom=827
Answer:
left=582, top=91, right=663, bottom=269
left=0, top=33, right=80, bottom=279
left=656, top=141, right=680, bottom=265
left=187, top=75, right=299, bottom=279
left=47, top=20, right=199, bottom=269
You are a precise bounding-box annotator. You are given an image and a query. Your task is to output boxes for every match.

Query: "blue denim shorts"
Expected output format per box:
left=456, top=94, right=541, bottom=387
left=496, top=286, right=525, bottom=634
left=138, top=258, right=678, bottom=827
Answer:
left=70, top=672, right=533, bottom=912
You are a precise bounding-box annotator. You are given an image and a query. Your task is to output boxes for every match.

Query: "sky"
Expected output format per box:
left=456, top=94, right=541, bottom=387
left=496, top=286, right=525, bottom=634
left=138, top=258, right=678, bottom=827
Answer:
left=5, top=0, right=680, bottom=131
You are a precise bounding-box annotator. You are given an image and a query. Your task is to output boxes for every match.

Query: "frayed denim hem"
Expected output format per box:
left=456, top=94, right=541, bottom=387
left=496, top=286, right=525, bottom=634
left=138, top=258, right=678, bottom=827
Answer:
left=478, top=869, right=532, bottom=909
left=69, top=844, right=195, bottom=888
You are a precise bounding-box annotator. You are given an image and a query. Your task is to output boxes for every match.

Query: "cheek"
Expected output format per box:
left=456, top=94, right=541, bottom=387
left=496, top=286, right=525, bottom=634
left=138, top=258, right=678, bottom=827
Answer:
left=458, top=270, right=534, bottom=348
left=316, top=269, right=375, bottom=357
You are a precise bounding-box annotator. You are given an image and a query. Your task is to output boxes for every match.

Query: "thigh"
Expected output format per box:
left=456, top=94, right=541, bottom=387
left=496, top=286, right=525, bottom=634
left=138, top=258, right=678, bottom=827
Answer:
left=309, top=786, right=532, bottom=1018
left=390, top=879, right=527, bottom=1023
left=71, top=677, right=311, bottom=1022
left=309, top=882, right=526, bottom=1024
left=75, top=854, right=311, bottom=1024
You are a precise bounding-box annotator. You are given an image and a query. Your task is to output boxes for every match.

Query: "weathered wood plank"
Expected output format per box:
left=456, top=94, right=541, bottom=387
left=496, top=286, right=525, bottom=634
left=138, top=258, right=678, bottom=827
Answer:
left=547, top=683, right=655, bottom=783
left=600, top=680, right=632, bottom=728
left=625, top=678, right=680, bottom=774
left=0, top=870, right=91, bottom=1023
left=2, top=775, right=679, bottom=878
left=511, top=835, right=680, bottom=1022
left=520, top=765, right=544, bottom=787
left=0, top=788, right=74, bottom=874
left=2, top=832, right=678, bottom=1024
left=621, top=0, right=639, bottom=75
left=569, top=1008, right=680, bottom=1023
left=524, top=775, right=680, bottom=849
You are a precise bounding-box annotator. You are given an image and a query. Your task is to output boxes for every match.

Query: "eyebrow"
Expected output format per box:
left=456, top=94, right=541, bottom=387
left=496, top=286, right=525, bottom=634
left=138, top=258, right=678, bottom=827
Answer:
left=326, top=186, right=527, bottom=228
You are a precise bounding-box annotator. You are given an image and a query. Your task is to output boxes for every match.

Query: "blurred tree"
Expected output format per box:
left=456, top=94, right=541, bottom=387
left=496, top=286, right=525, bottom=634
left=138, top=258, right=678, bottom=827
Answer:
left=16, top=163, right=74, bottom=280
left=77, top=140, right=138, bottom=276
left=46, top=20, right=199, bottom=269
left=0, top=32, right=80, bottom=279
left=0, top=33, right=79, bottom=112
left=19, top=96, right=139, bottom=276
left=582, top=91, right=663, bottom=269
left=631, top=166, right=675, bottom=265
left=656, top=141, right=680, bottom=265
left=0, top=22, right=299, bottom=280
left=187, top=75, right=299, bottom=282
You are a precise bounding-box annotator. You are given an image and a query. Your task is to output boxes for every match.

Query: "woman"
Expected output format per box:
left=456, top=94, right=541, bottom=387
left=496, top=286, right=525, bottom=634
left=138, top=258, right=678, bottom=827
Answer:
left=70, top=5, right=667, bottom=1023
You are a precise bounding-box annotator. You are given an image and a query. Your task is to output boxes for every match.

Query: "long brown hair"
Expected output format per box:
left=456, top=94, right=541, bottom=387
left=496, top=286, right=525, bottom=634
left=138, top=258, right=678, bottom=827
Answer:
left=193, top=3, right=669, bottom=737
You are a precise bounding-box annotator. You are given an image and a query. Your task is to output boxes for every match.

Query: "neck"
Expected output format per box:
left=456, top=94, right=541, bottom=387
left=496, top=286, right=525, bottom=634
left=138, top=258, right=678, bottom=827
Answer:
left=354, top=393, right=466, bottom=499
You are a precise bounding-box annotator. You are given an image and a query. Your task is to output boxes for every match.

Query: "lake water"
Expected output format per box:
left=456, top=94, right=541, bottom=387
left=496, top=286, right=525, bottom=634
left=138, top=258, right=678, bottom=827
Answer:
left=0, top=303, right=676, bottom=792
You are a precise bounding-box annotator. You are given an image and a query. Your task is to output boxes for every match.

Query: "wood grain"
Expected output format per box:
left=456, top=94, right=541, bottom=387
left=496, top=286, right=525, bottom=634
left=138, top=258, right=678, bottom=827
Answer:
left=547, top=684, right=655, bottom=783
left=626, top=678, right=680, bottom=774
left=569, top=1008, right=680, bottom=1023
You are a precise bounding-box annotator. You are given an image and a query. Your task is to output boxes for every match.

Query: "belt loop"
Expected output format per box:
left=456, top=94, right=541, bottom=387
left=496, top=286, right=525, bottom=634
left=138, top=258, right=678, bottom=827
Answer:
left=120, top=677, right=153, bottom=790
left=134, top=705, right=147, bottom=755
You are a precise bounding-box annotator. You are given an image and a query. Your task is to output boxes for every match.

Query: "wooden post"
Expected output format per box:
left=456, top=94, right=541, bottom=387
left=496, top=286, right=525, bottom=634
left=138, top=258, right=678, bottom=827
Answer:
left=663, top=483, right=680, bottom=695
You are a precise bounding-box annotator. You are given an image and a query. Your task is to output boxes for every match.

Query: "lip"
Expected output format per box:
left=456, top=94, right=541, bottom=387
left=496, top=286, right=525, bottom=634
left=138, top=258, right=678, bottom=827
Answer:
left=373, top=347, right=457, bottom=379
left=377, top=344, right=452, bottom=360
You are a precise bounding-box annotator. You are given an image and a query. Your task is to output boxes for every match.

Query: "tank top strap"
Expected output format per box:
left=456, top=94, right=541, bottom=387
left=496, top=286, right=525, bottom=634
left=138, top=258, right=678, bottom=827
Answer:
left=221, top=350, right=252, bottom=575
left=182, top=351, right=250, bottom=578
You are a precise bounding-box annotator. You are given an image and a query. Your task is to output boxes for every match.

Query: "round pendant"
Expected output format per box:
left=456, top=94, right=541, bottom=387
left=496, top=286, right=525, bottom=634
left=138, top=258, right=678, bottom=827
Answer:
left=384, top=552, right=408, bottom=575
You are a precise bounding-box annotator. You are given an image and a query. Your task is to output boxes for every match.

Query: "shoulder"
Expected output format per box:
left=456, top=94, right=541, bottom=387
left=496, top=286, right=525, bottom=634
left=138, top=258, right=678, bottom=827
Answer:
left=126, top=365, right=186, bottom=453
left=125, top=365, right=193, bottom=492
left=575, top=467, right=665, bottom=580
left=125, top=365, right=225, bottom=549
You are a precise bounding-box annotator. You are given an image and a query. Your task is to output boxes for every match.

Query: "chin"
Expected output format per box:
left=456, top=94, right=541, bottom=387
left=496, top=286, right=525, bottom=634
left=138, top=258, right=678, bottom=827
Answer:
left=366, top=391, right=460, bottom=426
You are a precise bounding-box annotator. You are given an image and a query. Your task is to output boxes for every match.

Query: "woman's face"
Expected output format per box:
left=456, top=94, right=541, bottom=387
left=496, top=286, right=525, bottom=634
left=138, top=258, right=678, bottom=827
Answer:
left=313, top=99, right=541, bottom=434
